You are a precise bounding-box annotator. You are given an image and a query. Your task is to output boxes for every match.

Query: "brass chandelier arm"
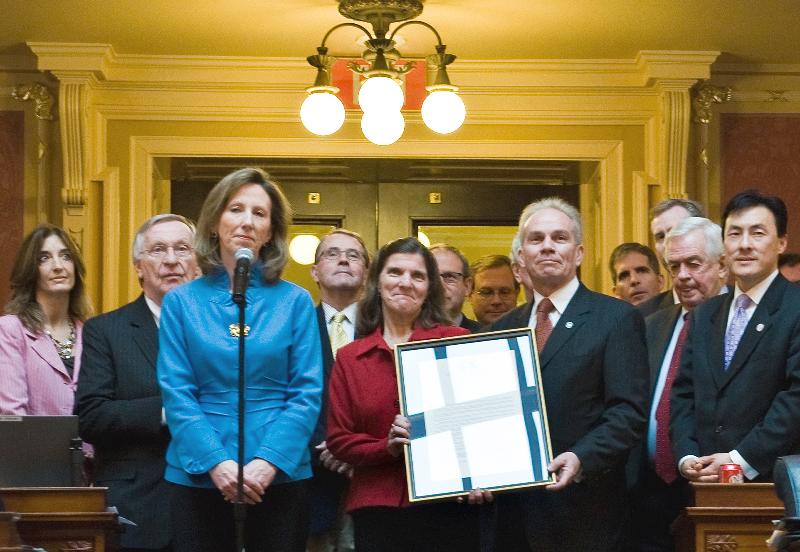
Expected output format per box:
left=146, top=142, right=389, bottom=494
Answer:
left=320, top=21, right=375, bottom=48
left=388, top=20, right=444, bottom=47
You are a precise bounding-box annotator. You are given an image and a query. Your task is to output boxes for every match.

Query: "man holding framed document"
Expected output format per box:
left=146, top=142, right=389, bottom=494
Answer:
left=488, top=198, right=649, bottom=551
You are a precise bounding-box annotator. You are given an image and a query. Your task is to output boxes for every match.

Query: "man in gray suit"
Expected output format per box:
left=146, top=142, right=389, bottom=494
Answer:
left=76, top=214, right=197, bottom=552
left=629, top=217, right=727, bottom=552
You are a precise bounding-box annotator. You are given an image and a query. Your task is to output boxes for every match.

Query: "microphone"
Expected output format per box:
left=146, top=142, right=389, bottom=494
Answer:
left=232, top=248, right=254, bottom=304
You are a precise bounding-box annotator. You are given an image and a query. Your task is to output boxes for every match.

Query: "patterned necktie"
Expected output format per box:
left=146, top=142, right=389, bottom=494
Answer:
left=329, top=312, right=349, bottom=358
left=724, top=294, right=753, bottom=370
left=654, top=313, right=690, bottom=484
left=535, top=298, right=555, bottom=352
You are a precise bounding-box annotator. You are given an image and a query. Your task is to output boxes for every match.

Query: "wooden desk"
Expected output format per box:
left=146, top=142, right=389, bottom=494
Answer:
left=675, top=483, right=784, bottom=551
left=0, top=511, right=25, bottom=552
left=0, top=488, right=118, bottom=552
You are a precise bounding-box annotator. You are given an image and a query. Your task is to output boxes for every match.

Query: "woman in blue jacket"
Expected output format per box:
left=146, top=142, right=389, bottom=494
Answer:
left=158, top=167, right=322, bottom=552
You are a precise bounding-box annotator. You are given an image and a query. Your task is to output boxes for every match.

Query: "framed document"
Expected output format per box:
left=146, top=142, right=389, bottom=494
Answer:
left=395, top=328, right=554, bottom=502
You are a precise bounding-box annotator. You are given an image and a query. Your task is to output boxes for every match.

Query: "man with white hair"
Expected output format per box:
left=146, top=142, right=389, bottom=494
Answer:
left=76, top=214, right=198, bottom=552
left=488, top=197, right=648, bottom=551
left=629, top=217, right=728, bottom=552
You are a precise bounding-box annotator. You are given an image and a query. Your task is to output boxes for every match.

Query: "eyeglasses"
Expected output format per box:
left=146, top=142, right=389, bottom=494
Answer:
left=319, top=247, right=364, bottom=263
left=144, top=243, right=194, bottom=259
left=666, top=260, right=712, bottom=277
left=439, top=271, right=464, bottom=285
left=475, top=287, right=517, bottom=299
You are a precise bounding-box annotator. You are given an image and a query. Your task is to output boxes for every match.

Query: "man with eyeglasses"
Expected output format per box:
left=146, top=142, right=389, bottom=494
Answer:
left=430, top=243, right=480, bottom=331
left=76, top=214, right=198, bottom=552
left=468, top=254, right=520, bottom=326
left=307, top=228, right=369, bottom=552
left=628, top=217, right=727, bottom=552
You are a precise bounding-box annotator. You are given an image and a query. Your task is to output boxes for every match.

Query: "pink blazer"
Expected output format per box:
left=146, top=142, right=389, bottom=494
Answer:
left=0, top=314, right=84, bottom=415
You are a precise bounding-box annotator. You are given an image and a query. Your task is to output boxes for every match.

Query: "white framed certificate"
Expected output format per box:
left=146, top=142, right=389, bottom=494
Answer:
left=395, top=328, right=555, bottom=502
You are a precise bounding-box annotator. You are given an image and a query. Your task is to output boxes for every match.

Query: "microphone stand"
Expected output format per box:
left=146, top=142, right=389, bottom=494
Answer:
left=233, top=287, right=247, bottom=552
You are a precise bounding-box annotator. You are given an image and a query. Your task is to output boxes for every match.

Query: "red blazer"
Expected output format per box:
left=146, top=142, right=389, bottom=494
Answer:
left=0, top=314, right=84, bottom=415
left=327, top=324, right=468, bottom=513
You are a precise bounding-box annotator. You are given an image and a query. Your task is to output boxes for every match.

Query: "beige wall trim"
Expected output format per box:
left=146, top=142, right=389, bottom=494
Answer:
left=127, top=137, right=623, bottom=300
left=658, top=80, right=695, bottom=199
left=54, top=75, right=92, bottom=207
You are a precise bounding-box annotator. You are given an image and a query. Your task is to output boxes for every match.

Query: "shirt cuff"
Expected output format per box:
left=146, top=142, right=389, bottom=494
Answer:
left=161, top=407, right=167, bottom=426
left=729, top=449, right=759, bottom=480
left=678, top=454, right=698, bottom=475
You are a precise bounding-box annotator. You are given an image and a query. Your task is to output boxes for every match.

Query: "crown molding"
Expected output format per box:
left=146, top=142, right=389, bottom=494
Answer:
left=26, top=42, right=719, bottom=91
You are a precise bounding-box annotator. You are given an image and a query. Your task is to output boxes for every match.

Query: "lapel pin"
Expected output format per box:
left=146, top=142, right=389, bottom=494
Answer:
left=756, top=323, right=764, bottom=332
left=565, top=321, right=574, bottom=329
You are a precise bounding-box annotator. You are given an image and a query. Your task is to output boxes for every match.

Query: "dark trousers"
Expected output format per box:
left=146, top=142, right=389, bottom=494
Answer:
left=629, top=469, right=690, bottom=552
left=169, top=480, right=309, bottom=552
left=489, top=477, right=631, bottom=552
left=352, top=502, right=480, bottom=552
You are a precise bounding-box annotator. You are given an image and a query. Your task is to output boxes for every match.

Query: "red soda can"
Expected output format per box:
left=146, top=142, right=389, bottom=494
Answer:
left=720, top=463, right=743, bottom=483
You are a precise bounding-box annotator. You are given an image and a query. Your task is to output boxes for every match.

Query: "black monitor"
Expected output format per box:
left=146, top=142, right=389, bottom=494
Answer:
left=0, top=415, right=81, bottom=487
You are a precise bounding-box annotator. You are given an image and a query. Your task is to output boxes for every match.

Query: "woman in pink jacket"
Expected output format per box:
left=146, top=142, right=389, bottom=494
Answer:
left=0, top=224, right=92, bottom=415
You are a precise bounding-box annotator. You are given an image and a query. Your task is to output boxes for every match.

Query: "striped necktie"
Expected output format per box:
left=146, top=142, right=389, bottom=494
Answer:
left=330, top=312, right=349, bottom=358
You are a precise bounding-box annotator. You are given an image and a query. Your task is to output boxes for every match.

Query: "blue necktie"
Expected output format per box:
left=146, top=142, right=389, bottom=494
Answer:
left=724, top=294, right=752, bottom=370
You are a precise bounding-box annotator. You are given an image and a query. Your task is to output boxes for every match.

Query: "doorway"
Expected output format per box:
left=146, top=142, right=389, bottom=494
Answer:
left=170, top=157, right=580, bottom=303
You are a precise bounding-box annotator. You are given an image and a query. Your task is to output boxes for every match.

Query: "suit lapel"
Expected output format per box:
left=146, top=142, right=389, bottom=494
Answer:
left=130, top=295, right=159, bottom=369
left=539, top=285, right=591, bottom=369
left=27, top=329, right=70, bottom=380
left=706, top=294, right=731, bottom=389
left=718, top=277, right=784, bottom=389
left=316, top=304, right=335, bottom=376
left=648, top=306, right=681, bottom=392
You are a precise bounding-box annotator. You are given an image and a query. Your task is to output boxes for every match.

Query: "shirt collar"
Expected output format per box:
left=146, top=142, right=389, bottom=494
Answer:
left=733, top=269, right=779, bottom=306
left=143, top=294, right=161, bottom=327
left=321, top=301, right=358, bottom=324
left=532, top=276, right=580, bottom=314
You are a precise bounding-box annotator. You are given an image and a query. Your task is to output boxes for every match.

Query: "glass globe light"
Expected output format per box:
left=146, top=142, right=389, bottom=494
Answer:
left=358, top=76, right=404, bottom=113
left=288, top=234, right=321, bottom=265
left=300, top=90, right=345, bottom=136
left=360, top=110, right=405, bottom=146
left=421, top=89, right=466, bottom=134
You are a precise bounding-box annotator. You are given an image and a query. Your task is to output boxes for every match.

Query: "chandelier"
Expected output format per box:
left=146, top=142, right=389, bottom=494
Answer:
left=300, top=0, right=465, bottom=145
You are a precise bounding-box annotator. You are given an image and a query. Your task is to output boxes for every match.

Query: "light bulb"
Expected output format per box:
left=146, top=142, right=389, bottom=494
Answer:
left=289, top=234, right=321, bottom=265
left=360, top=110, right=405, bottom=146
left=421, top=89, right=466, bottom=134
left=300, top=90, right=345, bottom=136
left=358, top=76, right=404, bottom=113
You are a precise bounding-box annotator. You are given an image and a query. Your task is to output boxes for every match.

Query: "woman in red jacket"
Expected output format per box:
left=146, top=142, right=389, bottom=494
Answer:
left=327, top=237, right=480, bottom=552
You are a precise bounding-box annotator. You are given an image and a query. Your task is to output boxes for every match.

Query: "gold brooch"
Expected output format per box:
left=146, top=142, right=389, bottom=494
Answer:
left=228, top=323, right=251, bottom=337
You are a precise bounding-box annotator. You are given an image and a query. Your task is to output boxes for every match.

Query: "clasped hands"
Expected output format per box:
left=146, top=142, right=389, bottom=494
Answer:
left=210, top=458, right=277, bottom=505
left=385, top=414, right=582, bottom=506
left=679, top=452, right=732, bottom=482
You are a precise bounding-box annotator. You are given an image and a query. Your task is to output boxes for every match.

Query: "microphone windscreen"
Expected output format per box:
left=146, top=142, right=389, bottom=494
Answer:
left=235, top=248, right=255, bottom=262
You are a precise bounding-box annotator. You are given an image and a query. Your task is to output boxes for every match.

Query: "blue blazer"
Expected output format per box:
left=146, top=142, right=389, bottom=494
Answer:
left=158, top=267, right=322, bottom=488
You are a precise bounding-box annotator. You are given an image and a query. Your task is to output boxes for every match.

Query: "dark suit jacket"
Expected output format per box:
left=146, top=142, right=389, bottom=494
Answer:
left=308, top=304, right=350, bottom=535
left=671, top=274, right=800, bottom=478
left=637, top=289, right=674, bottom=319
left=75, top=295, right=172, bottom=549
left=459, top=315, right=482, bottom=332
left=489, top=284, right=649, bottom=551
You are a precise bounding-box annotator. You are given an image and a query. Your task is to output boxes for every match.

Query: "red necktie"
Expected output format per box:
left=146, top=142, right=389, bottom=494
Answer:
left=535, top=298, right=555, bottom=352
left=654, top=314, right=690, bottom=484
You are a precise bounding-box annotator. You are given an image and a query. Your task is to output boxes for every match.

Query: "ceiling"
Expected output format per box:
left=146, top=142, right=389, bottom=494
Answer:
left=2, top=0, right=800, bottom=66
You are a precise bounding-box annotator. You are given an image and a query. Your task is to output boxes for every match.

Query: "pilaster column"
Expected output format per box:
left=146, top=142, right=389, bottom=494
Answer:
left=657, top=79, right=695, bottom=199
left=55, top=74, right=93, bottom=210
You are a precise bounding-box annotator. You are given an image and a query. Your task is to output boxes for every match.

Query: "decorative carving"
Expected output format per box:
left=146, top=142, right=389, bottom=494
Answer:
left=766, top=90, right=789, bottom=102
left=59, top=80, right=89, bottom=207
left=659, top=81, right=693, bottom=199
left=692, top=83, right=732, bottom=124
left=11, top=82, right=55, bottom=120
left=338, top=0, right=423, bottom=24
left=706, top=533, right=738, bottom=551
